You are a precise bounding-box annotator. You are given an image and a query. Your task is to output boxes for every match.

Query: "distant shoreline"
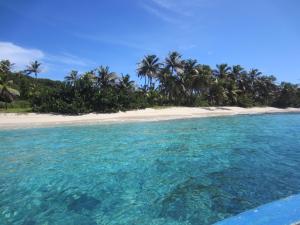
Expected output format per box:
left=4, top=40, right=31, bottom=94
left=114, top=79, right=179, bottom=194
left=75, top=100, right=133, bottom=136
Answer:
left=0, top=107, right=300, bottom=130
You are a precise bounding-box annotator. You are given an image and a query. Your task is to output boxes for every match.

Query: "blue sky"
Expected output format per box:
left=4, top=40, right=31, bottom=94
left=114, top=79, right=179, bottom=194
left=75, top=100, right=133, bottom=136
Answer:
left=0, top=0, right=299, bottom=83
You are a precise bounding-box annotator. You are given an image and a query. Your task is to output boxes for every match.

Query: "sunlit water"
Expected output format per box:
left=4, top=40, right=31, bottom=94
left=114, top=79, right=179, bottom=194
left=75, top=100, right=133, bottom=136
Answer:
left=1, top=114, right=300, bottom=225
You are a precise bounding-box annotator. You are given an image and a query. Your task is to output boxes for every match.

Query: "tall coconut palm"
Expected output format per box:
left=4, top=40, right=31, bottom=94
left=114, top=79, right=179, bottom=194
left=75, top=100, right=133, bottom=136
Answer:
left=231, top=65, right=245, bottom=80
left=65, top=70, right=80, bottom=87
left=0, top=74, right=20, bottom=109
left=191, top=64, right=213, bottom=97
left=226, top=80, right=240, bottom=105
left=229, top=65, right=246, bottom=93
left=200, top=65, right=214, bottom=86
left=96, top=66, right=118, bottom=88
left=165, top=51, right=184, bottom=75
left=157, top=68, right=178, bottom=102
left=81, top=70, right=97, bottom=87
left=249, top=68, right=262, bottom=80
left=209, top=79, right=228, bottom=106
left=118, top=74, right=135, bottom=92
left=183, top=59, right=199, bottom=76
left=26, top=60, right=42, bottom=79
left=248, top=68, right=262, bottom=97
left=214, top=64, right=231, bottom=79
left=137, top=55, right=161, bottom=88
left=181, top=59, right=199, bottom=101
left=256, top=75, right=277, bottom=105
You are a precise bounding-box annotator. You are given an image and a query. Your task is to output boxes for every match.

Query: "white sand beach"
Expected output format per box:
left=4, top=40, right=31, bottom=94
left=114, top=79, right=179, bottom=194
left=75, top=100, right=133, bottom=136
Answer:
left=0, top=107, right=300, bottom=129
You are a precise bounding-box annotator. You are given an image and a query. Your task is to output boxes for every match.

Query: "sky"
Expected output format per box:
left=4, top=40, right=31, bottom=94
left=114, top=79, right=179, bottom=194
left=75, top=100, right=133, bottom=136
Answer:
left=0, top=0, right=300, bottom=84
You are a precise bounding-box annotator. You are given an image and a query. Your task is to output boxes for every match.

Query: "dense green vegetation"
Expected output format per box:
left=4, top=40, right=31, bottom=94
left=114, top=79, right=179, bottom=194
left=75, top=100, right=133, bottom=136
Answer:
left=0, top=52, right=299, bottom=114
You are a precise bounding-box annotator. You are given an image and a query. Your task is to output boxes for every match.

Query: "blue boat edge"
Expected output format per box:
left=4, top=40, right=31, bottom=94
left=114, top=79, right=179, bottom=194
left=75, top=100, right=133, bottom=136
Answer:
left=214, top=194, right=300, bottom=225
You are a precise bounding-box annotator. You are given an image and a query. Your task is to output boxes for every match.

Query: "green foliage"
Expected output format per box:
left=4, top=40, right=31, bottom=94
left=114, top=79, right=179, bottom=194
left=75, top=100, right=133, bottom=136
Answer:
left=0, top=99, right=31, bottom=113
left=0, top=53, right=299, bottom=115
left=1, top=100, right=31, bottom=109
left=0, top=61, right=20, bottom=108
left=25, top=60, right=42, bottom=79
left=237, top=95, right=255, bottom=108
left=273, top=83, right=300, bottom=108
left=0, top=106, right=32, bottom=113
left=194, top=96, right=210, bottom=107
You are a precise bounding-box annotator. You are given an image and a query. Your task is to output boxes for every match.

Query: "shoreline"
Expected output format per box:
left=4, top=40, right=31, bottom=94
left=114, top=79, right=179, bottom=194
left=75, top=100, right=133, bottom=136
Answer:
left=0, top=107, right=300, bottom=130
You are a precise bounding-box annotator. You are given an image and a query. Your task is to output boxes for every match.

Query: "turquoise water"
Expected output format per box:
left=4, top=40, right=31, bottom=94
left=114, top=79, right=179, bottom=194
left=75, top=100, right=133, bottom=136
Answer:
left=1, top=114, right=300, bottom=225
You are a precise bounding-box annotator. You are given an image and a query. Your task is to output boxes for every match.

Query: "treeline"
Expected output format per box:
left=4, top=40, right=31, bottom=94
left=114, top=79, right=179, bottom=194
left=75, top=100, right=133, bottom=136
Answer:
left=0, top=51, right=299, bottom=114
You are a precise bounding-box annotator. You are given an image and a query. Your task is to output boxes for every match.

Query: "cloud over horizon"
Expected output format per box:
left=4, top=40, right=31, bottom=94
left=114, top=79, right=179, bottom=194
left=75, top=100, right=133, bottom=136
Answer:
left=0, top=41, right=95, bottom=75
left=0, top=42, right=44, bottom=69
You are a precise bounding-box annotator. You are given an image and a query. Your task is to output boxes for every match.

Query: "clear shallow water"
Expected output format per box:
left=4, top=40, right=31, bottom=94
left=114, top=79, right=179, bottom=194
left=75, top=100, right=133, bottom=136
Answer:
left=1, top=114, right=300, bottom=225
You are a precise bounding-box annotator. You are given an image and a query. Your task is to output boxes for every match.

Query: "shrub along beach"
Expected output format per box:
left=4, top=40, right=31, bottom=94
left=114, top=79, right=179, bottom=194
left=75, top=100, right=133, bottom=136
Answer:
left=0, top=52, right=300, bottom=116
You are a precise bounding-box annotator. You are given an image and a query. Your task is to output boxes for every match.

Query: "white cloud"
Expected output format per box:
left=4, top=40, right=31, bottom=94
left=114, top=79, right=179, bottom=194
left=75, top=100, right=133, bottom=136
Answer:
left=74, top=33, right=152, bottom=51
left=0, top=42, right=44, bottom=69
left=151, top=0, right=194, bottom=16
left=141, top=0, right=212, bottom=24
left=140, top=3, right=180, bottom=23
left=47, top=52, right=94, bottom=67
left=0, top=41, right=94, bottom=73
left=152, top=0, right=209, bottom=11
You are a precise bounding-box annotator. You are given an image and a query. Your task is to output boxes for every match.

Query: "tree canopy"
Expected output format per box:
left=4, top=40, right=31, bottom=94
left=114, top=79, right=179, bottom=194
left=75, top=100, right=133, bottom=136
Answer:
left=0, top=52, right=299, bottom=114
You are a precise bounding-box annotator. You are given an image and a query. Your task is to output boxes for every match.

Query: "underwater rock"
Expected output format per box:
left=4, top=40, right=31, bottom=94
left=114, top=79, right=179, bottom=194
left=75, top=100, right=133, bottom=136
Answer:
left=67, top=194, right=101, bottom=212
left=22, top=219, right=36, bottom=225
left=159, top=177, right=208, bottom=219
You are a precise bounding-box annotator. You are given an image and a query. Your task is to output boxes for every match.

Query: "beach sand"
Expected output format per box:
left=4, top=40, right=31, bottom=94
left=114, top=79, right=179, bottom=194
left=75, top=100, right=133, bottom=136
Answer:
left=0, top=107, right=300, bottom=129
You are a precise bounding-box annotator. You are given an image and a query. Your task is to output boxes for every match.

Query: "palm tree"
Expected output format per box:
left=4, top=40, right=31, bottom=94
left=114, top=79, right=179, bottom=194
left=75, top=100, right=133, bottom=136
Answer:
left=116, top=74, right=136, bottom=109
left=191, top=64, right=213, bottom=98
left=226, top=80, right=240, bottom=105
left=157, top=68, right=178, bottom=103
left=118, top=74, right=135, bottom=90
left=248, top=68, right=262, bottom=97
left=231, top=65, right=245, bottom=80
left=158, top=52, right=183, bottom=103
left=275, top=82, right=299, bottom=107
left=209, top=79, right=228, bottom=106
left=26, top=60, right=42, bottom=79
left=96, top=66, right=118, bottom=88
left=0, top=60, right=14, bottom=75
left=137, top=55, right=161, bottom=88
left=214, top=64, right=231, bottom=79
left=180, top=59, right=199, bottom=103
left=81, top=70, right=97, bottom=85
left=249, top=68, right=262, bottom=80
left=65, top=70, right=80, bottom=87
left=165, top=51, right=184, bottom=75
left=230, top=65, right=248, bottom=93
left=0, top=74, right=20, bottom=109
left=256, top=75, right=277, bottom=105
left=183, top=59, right=199, bottom=76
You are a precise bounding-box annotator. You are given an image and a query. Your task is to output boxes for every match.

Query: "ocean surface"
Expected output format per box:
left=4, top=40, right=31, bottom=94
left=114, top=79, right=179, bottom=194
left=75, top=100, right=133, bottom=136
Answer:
left=1, top=113, right=300, bottom=225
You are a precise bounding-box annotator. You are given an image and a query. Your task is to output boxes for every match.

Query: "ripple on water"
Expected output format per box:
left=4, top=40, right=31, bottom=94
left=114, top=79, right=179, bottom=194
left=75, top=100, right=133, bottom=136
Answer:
left=0, top=114, right=300, bottom=224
